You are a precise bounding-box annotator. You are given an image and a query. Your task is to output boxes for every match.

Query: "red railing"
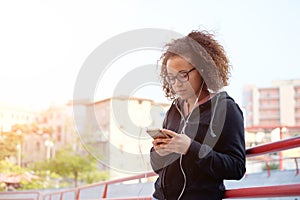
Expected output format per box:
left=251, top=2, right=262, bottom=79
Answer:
left=41, top=172, right=156, bottom=200
left=1, top=135, right=300, bottom=199
left=224, top=183, right=300, bottom=198
left=41, top=135, right=300, bottom=200
left=261, top=157, right=299, bottom=177
left=246, top=135, right=300, bottom=157
left=42, top=188, right=77, bottom=200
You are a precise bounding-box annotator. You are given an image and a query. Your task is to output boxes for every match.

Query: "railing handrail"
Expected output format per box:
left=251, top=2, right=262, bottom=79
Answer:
left=41, top=172, right=157, bottom=200
left=78, top=171, right=156, bottom=190
left=246, top=136, right=300, bottom=157
left=42, top=188, right=77, bottom=200
left=224, top=183, right=300, bottom=198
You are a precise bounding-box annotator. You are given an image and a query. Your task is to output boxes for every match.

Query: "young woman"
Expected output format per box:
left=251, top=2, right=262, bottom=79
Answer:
left=150, top=30, right=246, bottom=200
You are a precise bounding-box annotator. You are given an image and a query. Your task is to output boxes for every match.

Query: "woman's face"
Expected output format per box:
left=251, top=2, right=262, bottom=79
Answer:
left=166, top=56, right=203, bottom=100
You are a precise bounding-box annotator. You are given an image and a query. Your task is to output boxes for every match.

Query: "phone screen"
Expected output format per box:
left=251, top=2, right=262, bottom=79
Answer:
left=146, top=129, right=169, bottom=139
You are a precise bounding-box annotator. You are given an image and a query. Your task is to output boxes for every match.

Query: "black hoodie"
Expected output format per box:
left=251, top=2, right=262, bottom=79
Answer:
left=150, top=91, right=246, bottom=200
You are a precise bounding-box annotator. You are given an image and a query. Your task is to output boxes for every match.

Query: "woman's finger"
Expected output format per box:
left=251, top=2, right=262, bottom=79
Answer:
left=161, top=129, right=178, bottom=138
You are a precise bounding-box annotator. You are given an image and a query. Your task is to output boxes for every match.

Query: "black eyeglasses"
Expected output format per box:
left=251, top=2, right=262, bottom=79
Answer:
left=165, top=68, right=196, bottom=85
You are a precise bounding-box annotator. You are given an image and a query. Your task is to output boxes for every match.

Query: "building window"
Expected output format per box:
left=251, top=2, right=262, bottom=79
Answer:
left=36, top=142, right=40, bottom=151
left=57, top=133, right=61, bottom=142
left=57, top=126, right=62, bottom=134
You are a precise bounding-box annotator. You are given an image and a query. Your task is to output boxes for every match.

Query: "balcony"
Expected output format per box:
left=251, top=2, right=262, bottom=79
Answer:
left=295, top=103, right=300, bottom=108
left=258, top=120, right=280, bottom=126
left=259, top=94, right=280, bottom=100
left=259, top=114, right=280, bottom=120
left=295, top=113, right=300, bottom=118
left=259, top=104, right=280, bottom=110
left=295, top=93, right=300, bottom=98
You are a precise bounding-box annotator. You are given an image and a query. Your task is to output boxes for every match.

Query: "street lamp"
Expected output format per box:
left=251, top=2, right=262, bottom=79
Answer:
left=45, top=140, right=54, bottom=160
left=279, top=127, right=288, bottom=170
left=16, top=144, right=21, bottom=166
left=16, top=129, right=22, bottom=166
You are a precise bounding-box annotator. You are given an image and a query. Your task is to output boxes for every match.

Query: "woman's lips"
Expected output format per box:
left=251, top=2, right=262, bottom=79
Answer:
left=176, top=90, right=186, bottom=95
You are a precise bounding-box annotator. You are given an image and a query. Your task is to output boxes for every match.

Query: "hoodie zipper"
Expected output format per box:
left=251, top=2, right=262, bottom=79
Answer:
left=161, top=95, right=220, bottom=199
left=161, top=100, right=184, bottom=200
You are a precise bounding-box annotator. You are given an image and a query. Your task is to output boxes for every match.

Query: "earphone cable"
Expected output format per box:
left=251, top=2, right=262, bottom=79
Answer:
left=177, top=81, right=204, bottom=200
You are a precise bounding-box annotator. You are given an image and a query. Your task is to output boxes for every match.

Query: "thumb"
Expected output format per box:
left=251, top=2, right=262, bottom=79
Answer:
left=161, top=129, right=178, bottom=138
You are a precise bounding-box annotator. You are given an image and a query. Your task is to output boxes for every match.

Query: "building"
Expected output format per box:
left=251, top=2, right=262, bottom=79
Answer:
left=0, top=102, right=76, bottom=166
left=243, top=79, right=300, bottom=172
left=36, top=104, right=75, bottom=149
left=74, top=96, right=170, bottom=179
left=22, top=104, right=76, bottom=165
left=243, top=79, right=300, bottom=127
left=0, top=102, right=37, bottom=132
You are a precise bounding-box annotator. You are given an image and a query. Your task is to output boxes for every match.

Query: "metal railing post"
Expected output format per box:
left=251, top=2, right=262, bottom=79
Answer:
left=102, top=184, right=108, bottom=198
left=295, top=157, right=299, bottom=176
left=75, top=188, right=80, bottom=200
left=266, top=161, right=271, bottom=177
left=279, top=127, right=284, bottom=170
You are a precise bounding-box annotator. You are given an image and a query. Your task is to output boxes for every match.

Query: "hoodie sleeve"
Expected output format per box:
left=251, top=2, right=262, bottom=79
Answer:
left=185, top=98, right=246, bottom=180
left=150, top=147, right=164, bottom=174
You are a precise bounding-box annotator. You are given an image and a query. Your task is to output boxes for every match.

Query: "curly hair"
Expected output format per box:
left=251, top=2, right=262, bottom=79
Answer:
left=160, top=30, right=231, bottom=100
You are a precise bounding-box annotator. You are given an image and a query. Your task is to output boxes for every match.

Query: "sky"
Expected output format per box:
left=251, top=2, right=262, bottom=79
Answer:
left=1, top=0, right=300, bottom=109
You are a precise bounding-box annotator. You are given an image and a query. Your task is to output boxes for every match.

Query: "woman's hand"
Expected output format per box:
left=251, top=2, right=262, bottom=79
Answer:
left=152, top=137, right=172, bottom=156
left=152, top=129, right=192, bottom=155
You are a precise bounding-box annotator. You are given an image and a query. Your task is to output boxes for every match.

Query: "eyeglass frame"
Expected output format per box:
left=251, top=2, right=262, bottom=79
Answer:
left=165, top=67, right=196, bottom=85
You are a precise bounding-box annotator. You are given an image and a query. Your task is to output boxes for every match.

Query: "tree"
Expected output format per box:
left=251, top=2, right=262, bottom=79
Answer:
left=0, top=131, right=23, bottom=161
left=11, top=123, right=54, bottom=135
left=0, top=123, right=54, bottom=163
left=40, top=147, right=102, bottom=187
left=0, top=160, right=45, bottom=191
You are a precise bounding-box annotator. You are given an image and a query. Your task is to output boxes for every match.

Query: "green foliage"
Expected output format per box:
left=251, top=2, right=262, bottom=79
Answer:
left=11, top=123, right=54, bottom=135
left=1, top=125, right=110, bottom=190
left=51, top=147, right=94, bottom=175
left=0, top=160, right=48, bottom=191
left=0, top=151, right=109, bottom=190
left=0, top=160, right=24, bottom=191
left=262, top=162, right=279, bottom=170
left=0, top=132, right=22, bottom=160
left=80, top=171, right=109, bottom=184
left=0, top=123, right=54, bottom=161
left=0, top=160, right=23, bottom=173
left=31, top=146, right=107, bottom=187
left=20, top=179, right=45, bottom=190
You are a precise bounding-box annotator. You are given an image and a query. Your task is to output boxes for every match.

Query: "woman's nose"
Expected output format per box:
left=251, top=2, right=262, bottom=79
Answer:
left=173, top=78, right=183, bottom=87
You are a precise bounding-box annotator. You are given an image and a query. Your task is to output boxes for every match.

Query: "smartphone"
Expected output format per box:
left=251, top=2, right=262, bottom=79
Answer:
left=146, top=128, right=170, bottom=139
